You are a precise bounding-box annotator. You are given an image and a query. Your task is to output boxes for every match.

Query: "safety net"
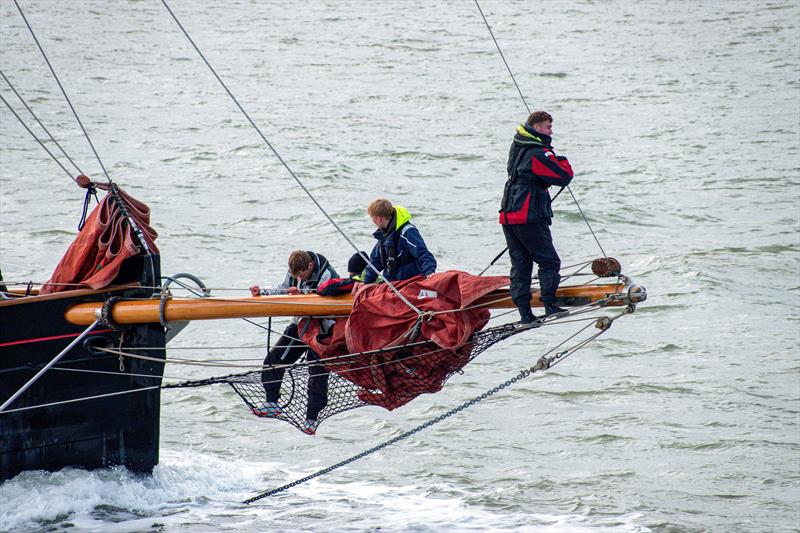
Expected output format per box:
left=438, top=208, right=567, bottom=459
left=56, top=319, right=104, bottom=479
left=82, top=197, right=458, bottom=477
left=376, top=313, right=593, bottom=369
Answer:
left=229, top=271, right=526, bottom=433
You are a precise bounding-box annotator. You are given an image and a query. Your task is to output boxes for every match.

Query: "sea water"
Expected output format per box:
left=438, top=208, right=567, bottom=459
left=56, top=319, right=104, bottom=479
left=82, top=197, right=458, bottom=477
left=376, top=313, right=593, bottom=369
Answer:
left=1, top=1, right=798, bottom=531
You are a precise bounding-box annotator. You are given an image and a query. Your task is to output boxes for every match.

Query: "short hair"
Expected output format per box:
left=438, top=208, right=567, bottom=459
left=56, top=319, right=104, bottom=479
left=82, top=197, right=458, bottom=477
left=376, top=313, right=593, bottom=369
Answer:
left=527, top=111, right=553, bottom=126
left=367, top=198, right=394, bottom=218
left=288, top=250, right=313, bottom=276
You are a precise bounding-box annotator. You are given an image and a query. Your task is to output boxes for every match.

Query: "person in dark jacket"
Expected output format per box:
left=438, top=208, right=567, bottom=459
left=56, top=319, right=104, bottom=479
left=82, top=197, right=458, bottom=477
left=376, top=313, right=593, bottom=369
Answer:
left=363, top=198, right=437, bottom=283
left=316, top=251, right=369, bottom=296
left=347, top=251, right=368, bottom=281
left=249, top=250, right=338, bottom=435
left=499, top=111, right=574, bottom=323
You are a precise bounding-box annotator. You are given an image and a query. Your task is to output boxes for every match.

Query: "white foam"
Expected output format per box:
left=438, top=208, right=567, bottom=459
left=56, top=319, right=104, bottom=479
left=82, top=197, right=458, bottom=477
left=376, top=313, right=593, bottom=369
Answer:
left=1, top=450, right=652, bottom=532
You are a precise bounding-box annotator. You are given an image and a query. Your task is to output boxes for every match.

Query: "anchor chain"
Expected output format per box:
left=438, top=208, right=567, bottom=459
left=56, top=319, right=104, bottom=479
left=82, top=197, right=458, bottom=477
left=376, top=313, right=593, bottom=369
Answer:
left=243, top=315, right=613, bottom=504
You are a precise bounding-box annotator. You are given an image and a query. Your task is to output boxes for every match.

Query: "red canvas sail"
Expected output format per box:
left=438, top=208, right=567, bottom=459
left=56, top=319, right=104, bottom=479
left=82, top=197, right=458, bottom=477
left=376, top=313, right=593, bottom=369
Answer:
left=301, top=271, right=509, bottom=410
left=40, top=187, right=158, bottom=294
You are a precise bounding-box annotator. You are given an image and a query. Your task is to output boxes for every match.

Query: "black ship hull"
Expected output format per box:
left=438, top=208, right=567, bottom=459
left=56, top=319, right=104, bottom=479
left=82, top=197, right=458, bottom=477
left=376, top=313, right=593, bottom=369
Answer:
left=0, top=258, right=166, bottom=481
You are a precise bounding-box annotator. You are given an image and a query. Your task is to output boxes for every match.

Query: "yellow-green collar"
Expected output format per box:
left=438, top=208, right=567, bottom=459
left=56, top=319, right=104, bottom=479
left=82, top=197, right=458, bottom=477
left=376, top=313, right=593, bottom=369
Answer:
left=516, top=124, right=543, bottom=143
left=394, top=205, right=412, bottom=229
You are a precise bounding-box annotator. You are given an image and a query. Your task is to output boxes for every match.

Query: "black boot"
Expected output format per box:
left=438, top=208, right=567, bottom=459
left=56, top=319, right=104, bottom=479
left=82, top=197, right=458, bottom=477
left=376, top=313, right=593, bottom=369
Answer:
left=518, top=305, right=537, bottom=324
left=544, top=303, right=566, bottom=317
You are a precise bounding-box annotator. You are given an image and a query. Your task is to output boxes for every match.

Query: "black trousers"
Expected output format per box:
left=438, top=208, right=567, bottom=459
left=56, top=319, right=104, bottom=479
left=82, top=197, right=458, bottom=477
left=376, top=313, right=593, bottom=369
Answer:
left=262, top=323, right=329, bottom=421
left=502, top=222, right=561, bottom=309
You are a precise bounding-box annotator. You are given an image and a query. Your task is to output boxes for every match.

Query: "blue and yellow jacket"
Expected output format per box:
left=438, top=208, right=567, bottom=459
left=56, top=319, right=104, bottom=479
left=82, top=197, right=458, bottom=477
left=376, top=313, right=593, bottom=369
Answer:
left=363, top=206, right=437, bottom=283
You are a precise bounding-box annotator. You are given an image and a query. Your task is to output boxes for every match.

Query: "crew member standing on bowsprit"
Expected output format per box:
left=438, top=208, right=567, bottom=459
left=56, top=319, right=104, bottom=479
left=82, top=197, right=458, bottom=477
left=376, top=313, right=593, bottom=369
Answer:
left=499, top=111, right=574, bottom=323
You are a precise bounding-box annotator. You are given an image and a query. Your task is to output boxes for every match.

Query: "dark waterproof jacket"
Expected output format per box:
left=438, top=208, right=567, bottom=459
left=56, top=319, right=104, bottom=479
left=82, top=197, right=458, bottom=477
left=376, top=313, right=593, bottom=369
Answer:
left=261, top=251, right=338, bottom=295
left=499, top=123, right=574, bottom=224
left=363, top=206, right=437, bottom=283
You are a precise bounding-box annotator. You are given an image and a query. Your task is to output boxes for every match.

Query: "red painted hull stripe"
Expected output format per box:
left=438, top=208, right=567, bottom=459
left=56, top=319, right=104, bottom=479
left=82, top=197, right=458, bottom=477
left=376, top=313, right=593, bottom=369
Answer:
left=0, top=329, right=115, bottom=348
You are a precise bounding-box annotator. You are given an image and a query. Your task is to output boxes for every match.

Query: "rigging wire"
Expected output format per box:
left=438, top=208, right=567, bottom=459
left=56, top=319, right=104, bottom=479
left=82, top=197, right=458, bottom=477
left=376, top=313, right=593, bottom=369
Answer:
left=0, top=68, right=85, bottom=177
left=11, top=1, right=157, bottom=282
left=12, top=0, right=111, bottom=184
left=0, top=309, right=616, bottom=418
left=159, top=0, right=423, bottom=317
left=473, top=0, right=608, bottom=259
left=0, top=91, right=76, bottom=181
left=473, top=0, right=530, bottom=115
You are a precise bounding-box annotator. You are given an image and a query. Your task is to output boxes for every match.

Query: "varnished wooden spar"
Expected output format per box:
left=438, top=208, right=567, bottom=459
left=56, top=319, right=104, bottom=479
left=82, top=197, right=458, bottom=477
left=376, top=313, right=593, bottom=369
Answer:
left=63, top=283, right=626, bottom=326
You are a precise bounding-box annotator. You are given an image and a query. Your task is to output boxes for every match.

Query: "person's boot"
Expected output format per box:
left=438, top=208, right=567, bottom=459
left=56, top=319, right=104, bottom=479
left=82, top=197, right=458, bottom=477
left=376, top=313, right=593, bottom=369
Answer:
left=518, top=305, right=537, bottom=324
left=251, top=401, right=282, bottom=418
left=544, top=303, right=567, bottom=317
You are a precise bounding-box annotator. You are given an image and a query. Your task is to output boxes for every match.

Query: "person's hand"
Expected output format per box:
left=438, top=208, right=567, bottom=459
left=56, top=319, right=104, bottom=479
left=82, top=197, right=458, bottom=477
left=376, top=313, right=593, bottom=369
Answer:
left=249, top=285, right=261, bottom=297
left=287, top=286, right=300, bottom=295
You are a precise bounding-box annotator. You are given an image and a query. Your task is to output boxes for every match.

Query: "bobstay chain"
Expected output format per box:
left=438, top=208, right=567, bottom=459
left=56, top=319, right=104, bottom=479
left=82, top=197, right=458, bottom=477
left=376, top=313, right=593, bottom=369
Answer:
left=242, top=309, right=629, bottom=504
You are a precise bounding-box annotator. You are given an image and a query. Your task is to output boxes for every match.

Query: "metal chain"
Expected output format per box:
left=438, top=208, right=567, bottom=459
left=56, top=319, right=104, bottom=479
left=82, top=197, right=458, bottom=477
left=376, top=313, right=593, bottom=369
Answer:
left=243, top=366, right=534, bottom=504
left=243, top=318, right=609, bottom=504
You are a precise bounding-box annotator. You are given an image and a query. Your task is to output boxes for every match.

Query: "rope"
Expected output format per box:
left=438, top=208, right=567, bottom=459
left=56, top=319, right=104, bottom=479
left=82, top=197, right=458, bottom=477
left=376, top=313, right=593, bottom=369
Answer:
left=0, top=385, right=161, bottom=415
left=159, top=0, right=422, bottom=318
left=0, top=91, right=76, bottom=181
left=472, top=0, right=608, bottom=259
left=566, top=186, right=607, bottom=258
left=12, top=2, right=159, bottom=285
left=13, top=0, right=112, bottom=183
left=243, top=316, right=611, bottom=503
left=0, top=321, right=99, bottom=413
left=473, top=0, right=530, bottom=114
left=0, top=68, right=85, bottom=176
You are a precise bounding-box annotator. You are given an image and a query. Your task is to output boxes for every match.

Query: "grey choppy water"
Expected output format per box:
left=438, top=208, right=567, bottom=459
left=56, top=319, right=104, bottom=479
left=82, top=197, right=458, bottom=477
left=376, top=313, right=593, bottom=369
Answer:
left=1, top=1, right=798, bottom=531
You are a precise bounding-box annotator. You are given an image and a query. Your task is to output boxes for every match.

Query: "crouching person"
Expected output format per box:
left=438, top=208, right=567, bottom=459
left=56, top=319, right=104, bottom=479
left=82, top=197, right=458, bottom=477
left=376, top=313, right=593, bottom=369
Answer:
left=249, top=250, right=338, bottom=434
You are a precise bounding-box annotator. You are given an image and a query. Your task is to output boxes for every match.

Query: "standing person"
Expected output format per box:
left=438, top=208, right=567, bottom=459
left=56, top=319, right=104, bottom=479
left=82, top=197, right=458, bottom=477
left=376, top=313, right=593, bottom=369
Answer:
left=249, top=250, right=338, bottom=434
left=363, top=198, right=436, bottom=283
left=498, top=111, right=574, bottom=323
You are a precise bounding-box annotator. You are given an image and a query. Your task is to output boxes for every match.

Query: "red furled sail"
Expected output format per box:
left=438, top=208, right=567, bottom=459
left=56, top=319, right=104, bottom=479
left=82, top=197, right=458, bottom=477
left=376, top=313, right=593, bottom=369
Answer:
left=40, top=187, right=158, bottom=294
left=301, top=271, right=509, bottom=410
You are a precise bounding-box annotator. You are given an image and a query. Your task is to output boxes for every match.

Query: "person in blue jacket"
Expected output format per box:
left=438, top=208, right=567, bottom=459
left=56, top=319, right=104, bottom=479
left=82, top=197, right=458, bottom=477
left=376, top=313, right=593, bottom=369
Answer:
left=363, top=198, right=436, bottom=283
left=499, top=110, right=574, bottom=323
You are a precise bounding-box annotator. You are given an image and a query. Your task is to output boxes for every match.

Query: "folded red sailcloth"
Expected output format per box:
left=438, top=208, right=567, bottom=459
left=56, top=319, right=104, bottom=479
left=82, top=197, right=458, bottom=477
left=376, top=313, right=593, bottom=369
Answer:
left=301, top=271, right=509, bottom=410
left=40, top=188, right=158, bottom=294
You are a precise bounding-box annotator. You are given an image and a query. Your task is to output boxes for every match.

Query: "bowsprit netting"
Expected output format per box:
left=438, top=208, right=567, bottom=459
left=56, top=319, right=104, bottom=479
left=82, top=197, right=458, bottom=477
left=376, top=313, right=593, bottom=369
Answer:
left=228, top=321, right=533, bottom=433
